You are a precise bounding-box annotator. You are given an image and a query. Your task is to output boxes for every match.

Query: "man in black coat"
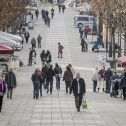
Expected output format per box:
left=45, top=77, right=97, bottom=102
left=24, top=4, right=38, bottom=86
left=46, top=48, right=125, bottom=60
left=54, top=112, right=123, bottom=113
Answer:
left=70, top=73, right=86, bottom=112
left=46, top=65, right=55, bottom=94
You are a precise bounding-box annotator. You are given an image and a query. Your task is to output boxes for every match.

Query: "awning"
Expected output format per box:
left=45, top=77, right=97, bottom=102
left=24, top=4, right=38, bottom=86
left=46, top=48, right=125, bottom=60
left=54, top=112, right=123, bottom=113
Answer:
left=117, top=56, right=126, bottom=67
left=0, top=44, right=14, bottom=54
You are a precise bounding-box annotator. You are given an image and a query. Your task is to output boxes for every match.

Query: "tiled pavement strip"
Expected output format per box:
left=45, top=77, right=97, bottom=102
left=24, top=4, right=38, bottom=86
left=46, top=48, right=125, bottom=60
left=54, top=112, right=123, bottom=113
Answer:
left=0, top=4, right=126, bottom=126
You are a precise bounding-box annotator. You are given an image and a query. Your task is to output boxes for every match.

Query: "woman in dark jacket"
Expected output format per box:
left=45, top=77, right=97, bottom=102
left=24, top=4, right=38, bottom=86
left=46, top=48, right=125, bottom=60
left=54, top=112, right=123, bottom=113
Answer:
left=120, top=72, right=126, bottom=100
left=0, top=75, right=6, bottom=112
left=63, top=66, right=73, bottom=93
left=31, top=68, right=42, bottom=99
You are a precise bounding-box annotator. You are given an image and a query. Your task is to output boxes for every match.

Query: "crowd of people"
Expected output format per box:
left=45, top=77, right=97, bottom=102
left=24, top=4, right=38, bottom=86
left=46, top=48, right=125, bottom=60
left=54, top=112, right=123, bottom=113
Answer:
left=92, top=66, right=126, bottom=100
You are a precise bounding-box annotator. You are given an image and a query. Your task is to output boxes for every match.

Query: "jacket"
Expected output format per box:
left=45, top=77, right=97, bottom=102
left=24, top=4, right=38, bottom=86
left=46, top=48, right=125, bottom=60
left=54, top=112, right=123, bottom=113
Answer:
left=92, top=70, right=99, bottom=81
left=46, top=68, right=55, bottom=81
left=120, top=76, right=126, bottom=88
left=5, top=72, right=17, bottom=88
left=0, top=80, right=6, bottom=96
left=31, top=73, right=41, bottom=87
left=70, top=78, right=86, bottom=96
left=104, top=70, right=113, bottom=81
left=54, top=66, right=62, bottom=75
left=63, top=70, right=73, bottom=82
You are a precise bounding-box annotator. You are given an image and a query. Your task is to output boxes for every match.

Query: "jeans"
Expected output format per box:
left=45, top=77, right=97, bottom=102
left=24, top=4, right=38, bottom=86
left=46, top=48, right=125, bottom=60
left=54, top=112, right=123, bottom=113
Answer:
left=65, top=81, right=71, bottom=93
left=40, top=83, right=43, bottom=97
left=58, top=52, right=62, bottom=58
left=106, top=80, right=110, bottom=93
left=7, top=87, right=13, bottom=99
left=122, top=87, right=126, bottom=100
left=33, top=84, right=39, bottom=99
left=55, top=75, right=60, bottom=90
left=93, top=80, right=97, bottom=92
left=0, top=96, right=3, bottom=112
left=75, top=94, right=83, bottom=111
left=46, top=80, right=53, bottom=93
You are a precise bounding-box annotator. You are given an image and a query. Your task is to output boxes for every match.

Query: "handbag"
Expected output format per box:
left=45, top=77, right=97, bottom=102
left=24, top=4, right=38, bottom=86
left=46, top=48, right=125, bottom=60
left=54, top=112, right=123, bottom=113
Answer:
left=82, top=96, right=88, bottom=109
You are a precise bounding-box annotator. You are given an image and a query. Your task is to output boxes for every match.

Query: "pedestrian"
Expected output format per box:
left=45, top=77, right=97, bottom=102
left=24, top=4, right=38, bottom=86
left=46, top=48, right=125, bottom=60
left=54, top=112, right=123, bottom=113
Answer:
left=32, top=49, right=37, bottom=64
left=83, top=26, right=88, bottom=39
left=24, top=31, right=30, bottom=43
left=42, top=63, right=48, bottom=89
left=58, top=4, right=61, bottom=13
left=46, top=50, right=52, bottom=67
left=31, top=68, right=42, bottom=99
left=35, top=9, right=39, bottom=19
left=97, top=66, right=105, bottom=92
left=46, top=65, right=55, bottom=94
left=58, top=43, right=64, bottom=58
left=120, top=72, right=126, bottom=100
left=40, top=50, right=46, bottom=68
left=63, top=66, right=73, bottom=93
left=92, top=67, right=99, bottom=92
left=54, top=63, right=62, bottom=90
left=37, top=34, right=42, bottom=48
left=79, top=26, right=83, bottom=39
left=70, top=73, right=86, bottom=112
left=81, top=37, right=86, bottom=52
left=104, top=66, right=113, bottom=93
left=5, top=68, right=17, bottom=99
left=68, top=64, right=75, bottom=78
left=47, top=16, right=51, bottom=27
left=40, top=70, right=45, bottom=97
left=31, top=37, right=36, bottom=49
left=28, top=48, right=33, bottom=66
left=0, top=75, right=6, bottom=112
left=51, top=8, right=54, bottom=19
left=62, top=4, right=66, bottom=13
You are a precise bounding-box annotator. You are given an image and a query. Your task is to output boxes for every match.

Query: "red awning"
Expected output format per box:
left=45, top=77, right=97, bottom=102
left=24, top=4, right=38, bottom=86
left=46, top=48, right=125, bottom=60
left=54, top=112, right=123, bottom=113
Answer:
left=117, top=56, right=126, bottom=67
left=0, top=44, right=14, bottom=54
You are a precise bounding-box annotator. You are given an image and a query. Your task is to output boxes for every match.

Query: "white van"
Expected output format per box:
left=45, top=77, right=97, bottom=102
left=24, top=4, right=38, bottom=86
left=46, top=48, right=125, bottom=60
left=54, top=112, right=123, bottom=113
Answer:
left=74, top=15, right=96, bottom=28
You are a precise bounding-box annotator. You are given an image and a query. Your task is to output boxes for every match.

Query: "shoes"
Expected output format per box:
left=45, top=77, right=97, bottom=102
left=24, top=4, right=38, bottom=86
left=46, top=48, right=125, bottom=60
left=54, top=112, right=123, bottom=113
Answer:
left=41, top=95, right=42, bottom=97
left=77, top=108, right=80, bottom=112
left=33, top=96, right=35, bottom=99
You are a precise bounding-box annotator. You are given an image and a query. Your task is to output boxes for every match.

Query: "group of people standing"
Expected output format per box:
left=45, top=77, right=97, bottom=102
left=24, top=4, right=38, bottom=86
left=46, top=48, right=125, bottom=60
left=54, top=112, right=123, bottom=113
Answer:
left=92, top=66, right=126, bottom=100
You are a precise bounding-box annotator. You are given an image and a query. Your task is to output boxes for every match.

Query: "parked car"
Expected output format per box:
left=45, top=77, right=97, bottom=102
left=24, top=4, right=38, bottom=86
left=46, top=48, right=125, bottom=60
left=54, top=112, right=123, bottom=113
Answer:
left=0, top=35, right=22, bottom=51
left=0, top=31, right=23, bottom=50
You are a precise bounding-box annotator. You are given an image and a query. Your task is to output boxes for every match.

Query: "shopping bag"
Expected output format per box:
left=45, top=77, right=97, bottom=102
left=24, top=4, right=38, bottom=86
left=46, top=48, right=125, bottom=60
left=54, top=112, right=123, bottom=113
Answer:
left=82, top=97, right=88, bottom=109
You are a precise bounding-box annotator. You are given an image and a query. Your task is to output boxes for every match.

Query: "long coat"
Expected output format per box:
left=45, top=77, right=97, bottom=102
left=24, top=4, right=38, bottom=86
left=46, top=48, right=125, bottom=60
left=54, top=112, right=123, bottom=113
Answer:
left=5, top=72, right=17, bottom=88
left=70, top=78, right=86, bottom=96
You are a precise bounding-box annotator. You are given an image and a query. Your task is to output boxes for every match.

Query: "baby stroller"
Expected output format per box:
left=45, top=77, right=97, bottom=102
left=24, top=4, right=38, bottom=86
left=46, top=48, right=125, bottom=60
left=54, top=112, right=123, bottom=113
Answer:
left=110, top=79, right=120, bottom=97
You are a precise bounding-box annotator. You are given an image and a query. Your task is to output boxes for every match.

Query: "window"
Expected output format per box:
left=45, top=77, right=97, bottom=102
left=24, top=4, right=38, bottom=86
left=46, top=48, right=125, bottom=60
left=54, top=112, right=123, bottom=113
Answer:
left=77, top=17, right=89, bottom=21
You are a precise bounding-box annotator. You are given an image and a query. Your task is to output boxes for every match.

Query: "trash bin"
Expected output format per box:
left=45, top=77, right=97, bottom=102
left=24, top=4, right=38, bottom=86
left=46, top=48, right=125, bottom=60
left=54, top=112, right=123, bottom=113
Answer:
left=28, top=21, right=34, bottom=30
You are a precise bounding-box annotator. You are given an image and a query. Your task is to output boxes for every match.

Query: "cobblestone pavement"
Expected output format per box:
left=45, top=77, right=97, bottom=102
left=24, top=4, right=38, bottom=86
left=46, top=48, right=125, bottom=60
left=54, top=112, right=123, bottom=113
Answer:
left=0, top=5, right=126, bottom=126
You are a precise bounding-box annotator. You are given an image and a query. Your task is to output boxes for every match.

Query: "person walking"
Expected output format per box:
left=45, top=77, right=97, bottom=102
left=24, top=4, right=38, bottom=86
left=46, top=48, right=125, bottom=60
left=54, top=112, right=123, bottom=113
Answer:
left=40, top=50, right=46, bottom=68
left=46, top=50, right=52, bottom=67
left=42, top=63, right=48, bottom=89
left=28, top=48, right=33, bottom=66
left=51, top=8, right=54, bottom=19
left=81, top=37, right=86, bottom=52
left=98, top=66, right=105, bottom=92
left=46, top=65, right=55, bottom=94
left=104, top=67, right=113, bottom=93
left=92, top=67, right=99, bottom=92
left=31, top=37, right=36, bottom=49
left=63, top=66, right=73, bottom=93
left=0, top=75, right=6, bottom=112
left=24, top=31, right=30, bottom=43
left=83, top=26, right=88, bottom=39
left=5, top=68, right=17, bottom=99
left=62, top=4, right=66, bottom=13
left=54, top=63, right=62, bottom=90
left=31, top=68, right=42, bottom=99
left=70, top=73, right=86, bottom=112
left=58, top=4, right=61, bottom=13
left=32, top=49, right=37, bottom=64
left=35, top=9, right=39, bottom=19
left=58, top=43, right=64, bottom=58
left=37, top=34, right=42, bottom=48
left=120, top=72, right=126, bottom=100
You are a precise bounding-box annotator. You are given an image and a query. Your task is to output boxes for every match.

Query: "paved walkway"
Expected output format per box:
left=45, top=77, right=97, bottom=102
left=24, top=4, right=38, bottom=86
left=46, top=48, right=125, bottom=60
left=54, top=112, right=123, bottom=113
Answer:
left=0, top=5, right=126, bottom=126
